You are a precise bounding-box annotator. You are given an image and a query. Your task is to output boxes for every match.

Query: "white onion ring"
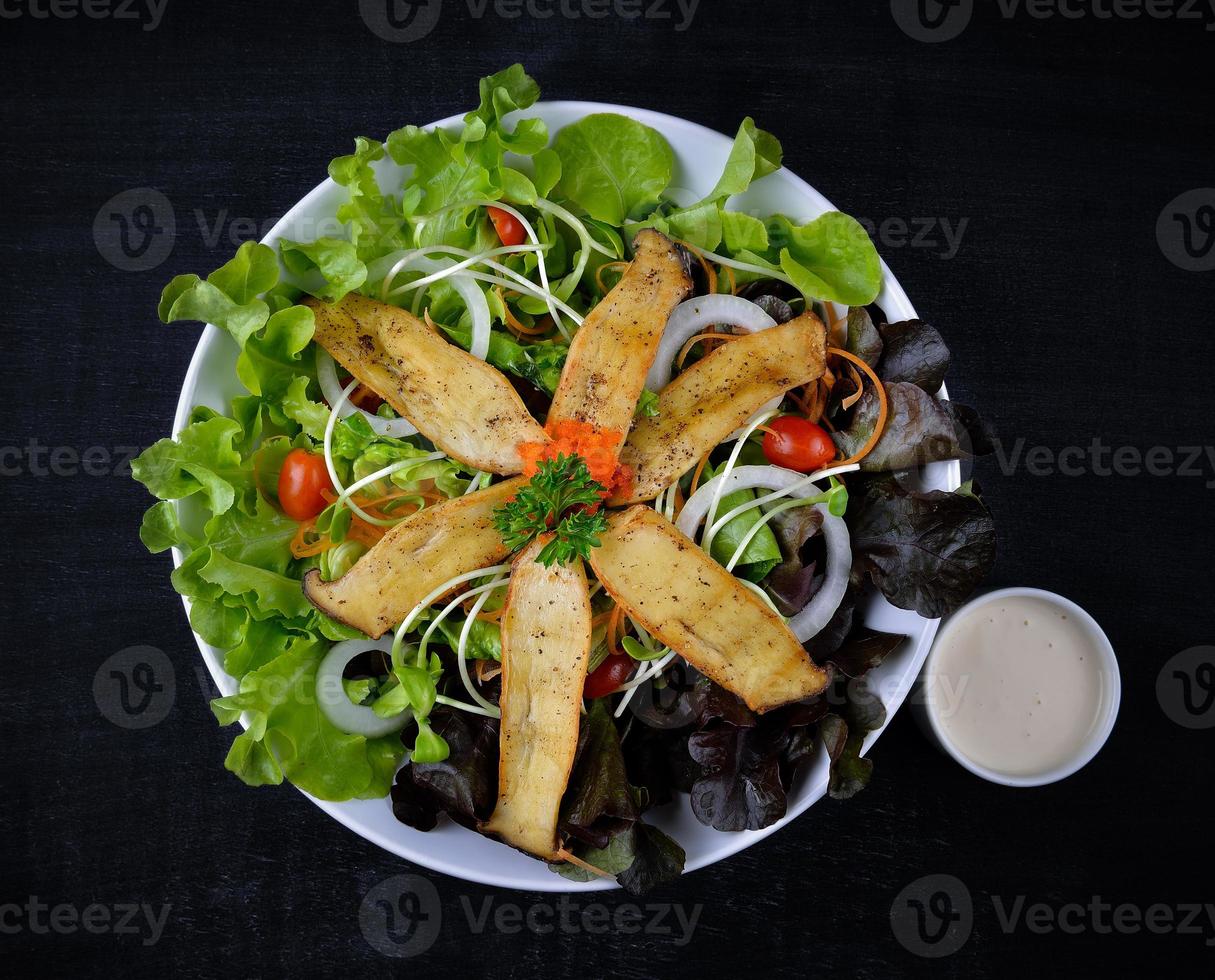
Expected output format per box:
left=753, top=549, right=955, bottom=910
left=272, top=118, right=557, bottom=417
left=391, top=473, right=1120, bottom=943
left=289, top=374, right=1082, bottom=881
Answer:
left=366, top=251, right=491, bottom=360
left=646, top=294, right=778, bottom=392
left=317, top=350, right=419, bottom=439
left=676, top=464, right=853, bottom=642
left=316, top=637, right=412, bottom=738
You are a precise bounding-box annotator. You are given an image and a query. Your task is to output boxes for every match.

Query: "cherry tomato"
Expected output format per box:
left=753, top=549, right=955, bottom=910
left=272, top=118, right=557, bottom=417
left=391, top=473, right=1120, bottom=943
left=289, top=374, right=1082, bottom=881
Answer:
left=584, top=652, right=635, bottom=700
left=487, top=205, right=526, bottom=247
left=761, top=415, right=838, bottom=473
left=277, top=449, right=333, bottom=521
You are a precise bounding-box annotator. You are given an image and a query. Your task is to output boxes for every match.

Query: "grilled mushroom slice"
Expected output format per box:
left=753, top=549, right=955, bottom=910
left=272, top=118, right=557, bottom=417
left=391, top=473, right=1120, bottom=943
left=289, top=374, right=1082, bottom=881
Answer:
left=480, top=536, right=592, bottom=859
left=302, top=478, right=526, bottom=639
left=305, top=293, right=548, bottom=474
left=546, top=229, right=691, bottom=453
left=610, top=311, right=827, bottom=503
left=589, top=506, right=830, bottom=712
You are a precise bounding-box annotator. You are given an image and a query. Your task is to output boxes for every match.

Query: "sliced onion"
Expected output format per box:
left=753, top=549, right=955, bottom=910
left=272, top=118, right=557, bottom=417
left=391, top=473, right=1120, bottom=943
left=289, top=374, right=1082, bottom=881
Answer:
left=647, top=295, right=778, bottom=392
left=317, top=350, right=418, bottom=439
left=365, top=251, right=492, bottom=360
left=677, top=464, right=854, bottom=642
left=316, top=637, right=412, bottom=738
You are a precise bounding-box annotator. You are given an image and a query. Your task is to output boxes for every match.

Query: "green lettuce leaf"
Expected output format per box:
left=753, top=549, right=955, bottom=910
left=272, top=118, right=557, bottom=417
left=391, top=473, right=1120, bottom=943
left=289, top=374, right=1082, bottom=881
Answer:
left=553, top=113, right=674, bottom=225
left=131, top=415, right=251, bottom=516
left=768, top=212, right=882, bottom=307
left=211, top=633, right=404, bottom=800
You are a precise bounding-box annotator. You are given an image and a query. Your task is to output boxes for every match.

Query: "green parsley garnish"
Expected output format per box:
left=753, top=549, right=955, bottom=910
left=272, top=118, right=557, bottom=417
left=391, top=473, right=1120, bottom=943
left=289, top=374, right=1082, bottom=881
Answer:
left=493, top=454, right=609, bottom=567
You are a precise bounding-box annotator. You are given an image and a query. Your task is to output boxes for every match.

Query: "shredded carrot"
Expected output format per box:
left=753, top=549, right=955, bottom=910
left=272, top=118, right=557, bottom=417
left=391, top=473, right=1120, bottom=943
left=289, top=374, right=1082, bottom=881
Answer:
left=690, top=453, right=711, bottom=494
left=519, top=419, right=631, bottom=498
left=290, top=517, right=334, bottom=558
left=591, top=607, right=617, bottom=627
left=754, top=424, right=779, bottom=439
left=840, top=362, right=866, bottom=411
left=722, top=263, right=737, bottom=295
left=606, top=604, right=625, bottom=656
left=675, top=330, right=742, bottom=370
left=595, top=261, right=630, bottom=296
left=672, top=482, right=686, bottom=514
left=828, top=347, right=888, bottom=466
left=496, top=285, right=552, bottom=337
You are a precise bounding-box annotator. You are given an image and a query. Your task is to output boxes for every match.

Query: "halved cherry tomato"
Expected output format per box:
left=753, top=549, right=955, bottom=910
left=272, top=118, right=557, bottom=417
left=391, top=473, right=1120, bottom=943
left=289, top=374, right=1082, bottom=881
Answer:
left=487, top=205, right=526, bottom=247
left=278, top=448, right=333, bottom=521
left=761, top=415, right=838, bottom=473
left=584, top=652, right=635, bottom=700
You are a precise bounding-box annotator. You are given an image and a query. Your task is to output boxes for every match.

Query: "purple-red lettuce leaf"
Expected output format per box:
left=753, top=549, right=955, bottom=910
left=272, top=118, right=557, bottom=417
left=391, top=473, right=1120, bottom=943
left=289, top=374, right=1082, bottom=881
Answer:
left=849, top=477, right=996, bottom=618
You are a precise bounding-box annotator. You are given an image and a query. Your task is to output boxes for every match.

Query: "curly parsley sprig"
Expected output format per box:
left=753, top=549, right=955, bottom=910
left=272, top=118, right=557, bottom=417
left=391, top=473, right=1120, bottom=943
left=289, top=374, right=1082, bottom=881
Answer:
left=493, top=454, right=609, bottom=567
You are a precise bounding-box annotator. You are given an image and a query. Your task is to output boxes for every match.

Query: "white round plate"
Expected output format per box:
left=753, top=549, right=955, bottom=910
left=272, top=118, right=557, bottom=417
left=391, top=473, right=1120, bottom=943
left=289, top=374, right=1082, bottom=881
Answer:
left=171, top=101, right=960, bottom=891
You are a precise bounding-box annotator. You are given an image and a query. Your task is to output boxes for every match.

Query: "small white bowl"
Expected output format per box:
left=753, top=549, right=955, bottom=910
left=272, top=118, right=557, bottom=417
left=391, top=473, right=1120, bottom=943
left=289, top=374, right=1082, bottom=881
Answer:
left=912, top=587, right=1121, bottom=787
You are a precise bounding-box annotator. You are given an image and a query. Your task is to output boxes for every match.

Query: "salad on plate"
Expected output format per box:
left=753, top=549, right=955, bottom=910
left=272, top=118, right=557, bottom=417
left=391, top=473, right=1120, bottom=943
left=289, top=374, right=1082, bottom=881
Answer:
left=133, top=65, right=995, bottom=894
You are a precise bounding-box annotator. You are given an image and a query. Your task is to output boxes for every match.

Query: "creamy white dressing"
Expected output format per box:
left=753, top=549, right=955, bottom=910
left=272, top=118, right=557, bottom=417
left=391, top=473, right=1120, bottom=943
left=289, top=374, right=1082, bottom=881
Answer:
left=927, top=595, right=1109, bottom=777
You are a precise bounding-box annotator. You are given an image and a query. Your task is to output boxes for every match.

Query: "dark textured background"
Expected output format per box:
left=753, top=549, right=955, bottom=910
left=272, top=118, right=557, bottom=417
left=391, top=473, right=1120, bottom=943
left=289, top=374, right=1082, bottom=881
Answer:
left=3, top=0, right=1213, bottom=974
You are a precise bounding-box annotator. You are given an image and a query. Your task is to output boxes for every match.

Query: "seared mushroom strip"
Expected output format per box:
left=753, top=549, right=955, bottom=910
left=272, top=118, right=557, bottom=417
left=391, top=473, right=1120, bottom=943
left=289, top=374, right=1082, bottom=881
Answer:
left=589, top=506, right=830, bottom=712
left=481, top=536, right=592, bottom=859
left=306, top=293, right=549, bottom=474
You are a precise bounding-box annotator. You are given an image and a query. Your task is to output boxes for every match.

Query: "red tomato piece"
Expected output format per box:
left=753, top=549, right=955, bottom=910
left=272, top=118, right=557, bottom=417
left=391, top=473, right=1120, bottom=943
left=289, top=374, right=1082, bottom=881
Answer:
left=761, top=416, right=838, bottom=473
left=584, top=652, right=635, bottom=700
left=277, top=448, right=333, bottom=521
left=487, top=205, right=526, bottom=247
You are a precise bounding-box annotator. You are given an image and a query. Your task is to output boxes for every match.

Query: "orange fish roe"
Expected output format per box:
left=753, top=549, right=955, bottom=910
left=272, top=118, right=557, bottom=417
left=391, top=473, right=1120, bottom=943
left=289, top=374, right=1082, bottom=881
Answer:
left=518, top=419, right=632, bottom=498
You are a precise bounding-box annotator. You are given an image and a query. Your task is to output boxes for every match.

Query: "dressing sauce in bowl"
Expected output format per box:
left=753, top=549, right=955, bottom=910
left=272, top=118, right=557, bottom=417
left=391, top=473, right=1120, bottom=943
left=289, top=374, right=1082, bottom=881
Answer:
left=921, top=589, right=1120, bottom=785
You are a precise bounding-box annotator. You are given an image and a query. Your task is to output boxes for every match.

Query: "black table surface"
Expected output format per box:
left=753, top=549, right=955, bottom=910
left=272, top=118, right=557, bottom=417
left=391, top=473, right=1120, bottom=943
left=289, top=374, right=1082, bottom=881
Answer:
left=3, top=1, right=1213, bottom=975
